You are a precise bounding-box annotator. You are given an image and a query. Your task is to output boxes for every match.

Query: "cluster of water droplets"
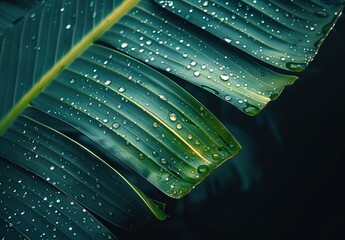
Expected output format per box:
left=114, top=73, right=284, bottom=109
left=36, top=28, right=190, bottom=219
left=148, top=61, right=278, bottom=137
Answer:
left=0, top=159, right=114, bottom=239
left=157, top=0, right=342, bottom=71
left=102, top=2, right=305, bottom=116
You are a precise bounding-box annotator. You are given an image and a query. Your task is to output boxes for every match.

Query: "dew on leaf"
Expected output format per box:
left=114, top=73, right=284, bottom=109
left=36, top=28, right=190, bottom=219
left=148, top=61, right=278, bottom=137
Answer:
left=169, top=113, right=177, bottom=122
left=118, top=87, right=125, bottom=93
left=197, top=165, right=209, bottom=174
left=220, top=74, right=229, bottom=81
left=112, top=122, right=120, bottom=129
left=193, top=71, right=200, bottom=77
left=104, top=80, right=111, bottom=86
left=159, top=94, right=168, bottom=101
left=121, top=42, right=128, bottom=48
left=212, top=153, right=220, bottom=160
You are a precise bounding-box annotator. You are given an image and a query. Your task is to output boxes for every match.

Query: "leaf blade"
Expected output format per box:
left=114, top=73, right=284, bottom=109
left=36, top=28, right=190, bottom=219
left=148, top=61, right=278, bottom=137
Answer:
left=0, top=112, right=166, bottom=228
left=154, top=0, right=344, bottom=71
left=100, top=1, right=298, bottom=115
left=30, top=45, right=241, bottom=198
left=0, top=0, right=140, bottom=134
left=0, top=157, right=118, bottom=239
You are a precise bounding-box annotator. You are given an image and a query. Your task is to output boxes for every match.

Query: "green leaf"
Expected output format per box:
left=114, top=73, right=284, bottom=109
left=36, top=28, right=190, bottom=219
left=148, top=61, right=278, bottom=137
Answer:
left=31, top=45, right=240, bottom=198
left=154, top=0, right=344, bottom=71
left=100, top=1, right=298, bottom=116
left=0, top=0, right=140, bottom=134
left=0, top=0, right=37, bottom=36
left=0, top=0, right=343, bottom=238
left=0, top=158, right=117, bottom=239
left=0, top=112, right=167, bottom=227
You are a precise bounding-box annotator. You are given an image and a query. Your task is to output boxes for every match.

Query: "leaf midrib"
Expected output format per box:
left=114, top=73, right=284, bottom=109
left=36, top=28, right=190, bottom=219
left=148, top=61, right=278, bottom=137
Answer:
left=0, top=0, right=140, bottom=135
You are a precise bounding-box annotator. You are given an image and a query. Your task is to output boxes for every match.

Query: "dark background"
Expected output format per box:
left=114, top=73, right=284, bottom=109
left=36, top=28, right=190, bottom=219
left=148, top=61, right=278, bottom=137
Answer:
left=114, top=14, right=345, bottom=240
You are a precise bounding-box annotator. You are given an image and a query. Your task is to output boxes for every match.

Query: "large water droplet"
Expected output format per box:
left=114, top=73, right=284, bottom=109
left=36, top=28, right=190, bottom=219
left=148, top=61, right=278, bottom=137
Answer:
left=224, top=95, right=232, bottom=101
left=244, top=104, right=260, bottom=116
left=159, top=94, right=168, bottom=101
left=112, top=122, right=120, bottom=129
left=193, top=71, right=200, bottom=77
left=138, top=153, right=145, bottom=160
left=169, top=113, right=177, bottom=122
left=118, top=87, right=125, bottom=93
left=104, top=80, right=111, bottom=86
left=286, top=62, right=307, bottom=72
left=220, top=74, right=229, bottom=81
left=197, top=165, right=209, bottom=174
left=121, top=42, right=128, bottom=48
left=224, top=38, right=232, bottom=43
left=152, top=151, right=158, bottom=157
left=160, top=158, right=167, bottom=164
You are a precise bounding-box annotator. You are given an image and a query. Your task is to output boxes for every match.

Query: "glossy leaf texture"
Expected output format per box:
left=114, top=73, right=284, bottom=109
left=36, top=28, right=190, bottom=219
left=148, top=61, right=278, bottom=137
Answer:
left=101, top=1, right=298, bottom=116
left=0, top=0, right=38, bottom=36
left=0, top=112, right=167, bottom=229
left=155, top=0, right=344, bottom=72
left=0, top=158, right=117, bottom=239
left=31, top=44, right=240, bottom=198
left=0, top=0, right=139, bottom=133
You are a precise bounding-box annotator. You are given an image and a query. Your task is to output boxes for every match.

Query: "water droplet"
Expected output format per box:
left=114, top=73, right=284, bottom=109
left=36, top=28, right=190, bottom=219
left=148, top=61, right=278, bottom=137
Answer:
left=152, top=122, right=159, bottom=128
left=138, top=153, right=145, bottom=160
left=286, top=62, right=307, bottom=72
left=159, top=94, right=168, bottom=101
left=50, top=166, right=55, bottom=171
left=220, top=74, right=229, bottom=81
left=160, top=158, right=167, bottom=164
left=118, top=87, right=125, bottom=93
left=197, top=165, right=209, bottom=174
left=121, top=42, right=128, bottom=48
left=65, top=24, right=71, bottom=29
left=244, top=104, right=260, bottom=116
left=212, top=153, right=220, bottom=160
left=224, top=38, right=232, bottom=43
left=70, top=78, right=75, bottom=84
left=224, top=95, right=232, bottom=101
left=176, top=123, right=182, bottom=130
left=104, top=80, right=111, bottom=86
left=112, top=122, right=120, bottom=129
left=187, top=135, right=193, bottom=140
left=152, top=151, right=158, bottom=157
left=169, top=113, right=177, bottom=122
left=193, top=71, right=200, bottom=77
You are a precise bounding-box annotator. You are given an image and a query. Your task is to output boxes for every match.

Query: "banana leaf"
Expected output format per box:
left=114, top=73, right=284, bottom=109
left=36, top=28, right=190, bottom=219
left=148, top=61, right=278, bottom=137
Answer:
left=0, top=0, right=343, bottom=239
